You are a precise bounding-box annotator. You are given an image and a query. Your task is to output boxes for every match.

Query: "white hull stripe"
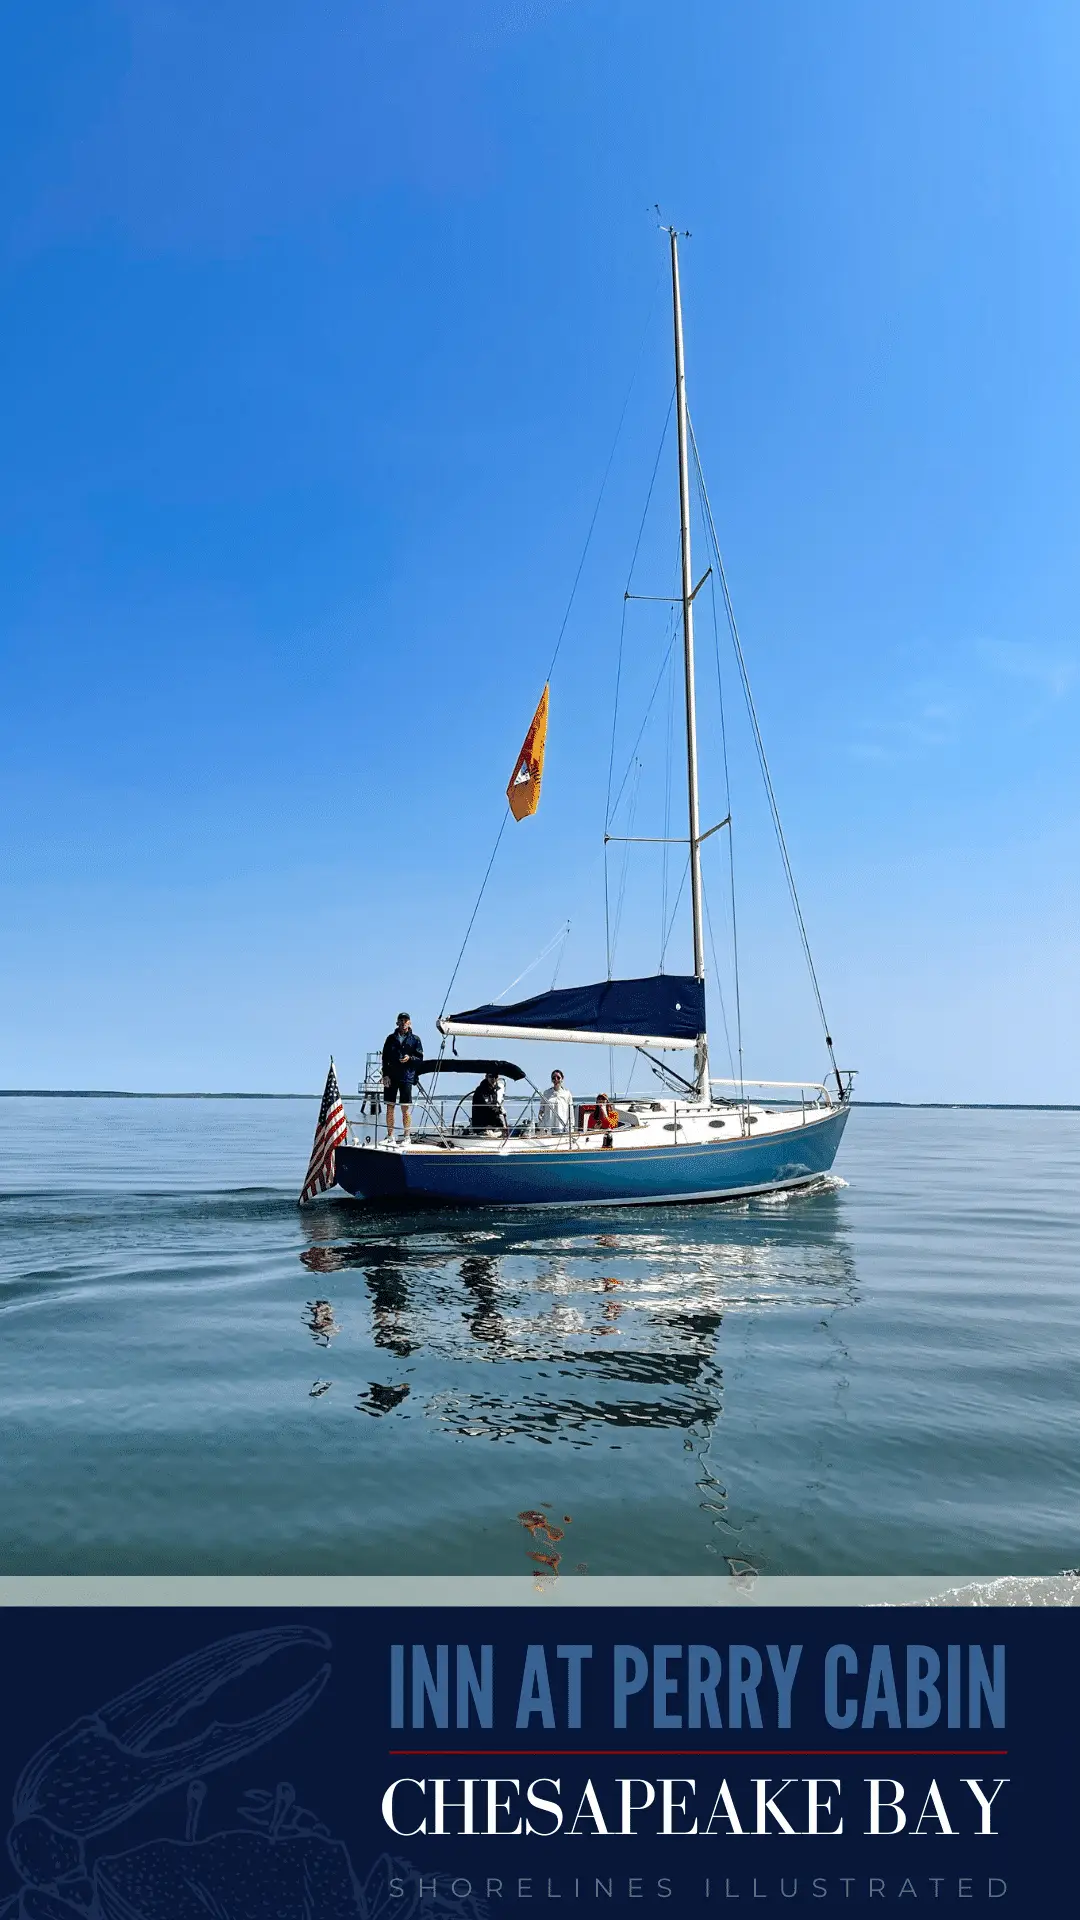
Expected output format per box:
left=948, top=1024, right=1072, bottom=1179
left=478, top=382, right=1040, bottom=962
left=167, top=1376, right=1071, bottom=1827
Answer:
left=439, top=1172, right=833, bottom=1209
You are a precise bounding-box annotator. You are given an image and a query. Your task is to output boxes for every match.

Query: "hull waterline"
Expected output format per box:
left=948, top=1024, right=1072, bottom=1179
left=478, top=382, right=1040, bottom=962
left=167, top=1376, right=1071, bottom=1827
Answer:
left=332, top=1105, right=849, bottom=1208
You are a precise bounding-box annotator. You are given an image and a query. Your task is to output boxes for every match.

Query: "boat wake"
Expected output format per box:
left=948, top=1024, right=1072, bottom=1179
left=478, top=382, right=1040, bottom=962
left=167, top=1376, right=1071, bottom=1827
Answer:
left=749, top=1173, right=849, bottom=1207
left=915, top=1573, right=1080, bottom=1606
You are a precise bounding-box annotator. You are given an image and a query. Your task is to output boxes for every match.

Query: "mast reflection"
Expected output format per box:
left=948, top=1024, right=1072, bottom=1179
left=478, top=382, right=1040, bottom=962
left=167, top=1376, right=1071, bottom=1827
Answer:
left=296, top=1189, right=857, bottom=1455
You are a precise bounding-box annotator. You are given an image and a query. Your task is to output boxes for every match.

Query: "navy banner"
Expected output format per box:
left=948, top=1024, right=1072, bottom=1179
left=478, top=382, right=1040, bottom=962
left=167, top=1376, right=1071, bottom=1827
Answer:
left=0, top=1606, right=1070, bottom=1918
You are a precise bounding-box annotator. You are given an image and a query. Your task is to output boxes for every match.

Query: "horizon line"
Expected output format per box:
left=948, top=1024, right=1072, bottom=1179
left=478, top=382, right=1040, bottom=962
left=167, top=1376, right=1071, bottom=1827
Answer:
left=0, top=1091, right=1078, bottom=1111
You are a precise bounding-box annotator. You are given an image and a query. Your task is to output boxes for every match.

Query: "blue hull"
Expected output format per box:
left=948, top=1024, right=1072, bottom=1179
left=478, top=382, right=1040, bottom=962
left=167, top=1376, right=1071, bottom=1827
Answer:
left=332, top=1106, right=849, bottom=1208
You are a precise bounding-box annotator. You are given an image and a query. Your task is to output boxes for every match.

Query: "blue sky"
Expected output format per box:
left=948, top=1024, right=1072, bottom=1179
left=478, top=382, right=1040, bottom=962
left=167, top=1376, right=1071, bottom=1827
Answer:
left=1, top=0, right=1078, bottom=1099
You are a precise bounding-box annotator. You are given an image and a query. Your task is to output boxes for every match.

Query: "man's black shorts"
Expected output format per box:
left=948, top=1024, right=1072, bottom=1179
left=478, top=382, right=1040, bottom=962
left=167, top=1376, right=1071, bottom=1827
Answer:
left=384, top=1077, right=415, bottom=1104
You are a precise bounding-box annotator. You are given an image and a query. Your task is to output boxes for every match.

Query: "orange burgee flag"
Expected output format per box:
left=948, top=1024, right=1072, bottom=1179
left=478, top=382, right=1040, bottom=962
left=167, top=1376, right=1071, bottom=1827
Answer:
left=506, top=683, right=550, bottom=821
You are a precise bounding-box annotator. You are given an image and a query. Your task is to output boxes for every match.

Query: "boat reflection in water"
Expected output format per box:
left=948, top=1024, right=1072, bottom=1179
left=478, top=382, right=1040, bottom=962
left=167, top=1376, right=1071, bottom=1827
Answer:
left=299, top=1183, right=857, bottom=1572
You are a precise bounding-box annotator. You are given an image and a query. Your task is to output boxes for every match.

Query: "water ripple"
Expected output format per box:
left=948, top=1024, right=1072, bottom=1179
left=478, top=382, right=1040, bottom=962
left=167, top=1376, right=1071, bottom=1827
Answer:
left=1, top=1098, right=1078, bottom=1575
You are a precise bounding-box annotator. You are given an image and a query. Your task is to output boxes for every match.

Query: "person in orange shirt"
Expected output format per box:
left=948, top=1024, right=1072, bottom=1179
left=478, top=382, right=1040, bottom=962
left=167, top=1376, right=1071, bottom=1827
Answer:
left=588, top=1094, right=619, bottom=1144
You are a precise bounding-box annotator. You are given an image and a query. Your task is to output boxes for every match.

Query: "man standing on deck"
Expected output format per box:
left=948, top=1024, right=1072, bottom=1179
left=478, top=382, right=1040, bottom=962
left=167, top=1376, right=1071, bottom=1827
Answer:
left=538, top=1068, right=574, bottom=1135
left=382, top=1012, right=424, bottom=1145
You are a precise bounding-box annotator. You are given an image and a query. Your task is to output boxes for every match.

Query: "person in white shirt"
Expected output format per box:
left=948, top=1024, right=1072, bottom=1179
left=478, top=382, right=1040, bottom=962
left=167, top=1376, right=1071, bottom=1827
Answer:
left=538, top=1068, right=575, bottom=1134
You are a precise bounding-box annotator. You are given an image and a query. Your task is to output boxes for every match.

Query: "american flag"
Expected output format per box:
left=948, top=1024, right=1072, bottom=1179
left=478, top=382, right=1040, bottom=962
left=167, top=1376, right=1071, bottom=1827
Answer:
left=299, top=1058, right=349, bottom=1204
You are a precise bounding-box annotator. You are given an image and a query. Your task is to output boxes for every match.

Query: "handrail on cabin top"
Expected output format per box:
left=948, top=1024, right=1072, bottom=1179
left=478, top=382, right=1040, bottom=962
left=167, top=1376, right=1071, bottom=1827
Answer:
left=709, top=1077, right=835, bottom=1106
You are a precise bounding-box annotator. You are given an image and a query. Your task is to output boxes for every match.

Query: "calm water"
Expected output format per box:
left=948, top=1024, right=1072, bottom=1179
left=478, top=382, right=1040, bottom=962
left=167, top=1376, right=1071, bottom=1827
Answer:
left=0, top=1097, right=1077, bottom=1576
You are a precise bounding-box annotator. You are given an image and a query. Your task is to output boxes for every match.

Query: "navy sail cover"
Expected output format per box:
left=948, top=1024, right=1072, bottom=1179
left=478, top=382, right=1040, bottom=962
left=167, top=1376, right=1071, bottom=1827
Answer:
left=445, top=974, right=705, bottom=1042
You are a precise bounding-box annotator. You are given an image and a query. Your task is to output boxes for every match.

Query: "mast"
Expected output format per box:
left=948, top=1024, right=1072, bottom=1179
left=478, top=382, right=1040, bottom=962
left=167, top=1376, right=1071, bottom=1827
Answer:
left=668, top=227, right=708, bottom=1096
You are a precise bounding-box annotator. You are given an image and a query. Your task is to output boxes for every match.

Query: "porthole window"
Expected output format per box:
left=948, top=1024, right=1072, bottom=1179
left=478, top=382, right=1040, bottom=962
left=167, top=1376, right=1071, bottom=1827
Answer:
left=709, top=1120, right=726, bottom=1129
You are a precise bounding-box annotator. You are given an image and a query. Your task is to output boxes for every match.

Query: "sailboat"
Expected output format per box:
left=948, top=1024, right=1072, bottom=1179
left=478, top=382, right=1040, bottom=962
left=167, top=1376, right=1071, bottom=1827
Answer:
left=332, top=230, right=852, bottom=1207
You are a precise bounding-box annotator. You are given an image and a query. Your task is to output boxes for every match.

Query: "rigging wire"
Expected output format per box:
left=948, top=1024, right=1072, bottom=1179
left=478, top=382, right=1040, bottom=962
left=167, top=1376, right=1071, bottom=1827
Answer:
left=727, top=817, right=744, bottom=1104
left=438, top=810, right=509, bottom=1019
left=606, top=560, right=682, bottom=822
left=708, top=564, right=744, bottom=1100
left=440, top=275, right=663, bottom=1020
left=604, top=590, right=630, bottom=977
left=609, top=758, right=642, bottom=967
left=604, top=390, right=676, bottom=975
left=607, top=628, right=678, bottom=821
left=545, top=271, right=665, bottom=684
left=659, top=622, right=676, bottom=968
left=549, top=926, right=570, bottom=991
left=658, top=854, right=690, bottom=969
left=623, top=391, right=676, bottom=599
left=702, top=874, right=737, bottom=1084
left=688, top=413, right=842, bottom=1091
left=494, top=921, right=570, bottom=1003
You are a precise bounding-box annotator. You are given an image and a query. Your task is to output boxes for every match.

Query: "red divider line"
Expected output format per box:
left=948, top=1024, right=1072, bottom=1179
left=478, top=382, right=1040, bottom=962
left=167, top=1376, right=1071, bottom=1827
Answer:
left=388, top=1749, right=1008, bottom=1758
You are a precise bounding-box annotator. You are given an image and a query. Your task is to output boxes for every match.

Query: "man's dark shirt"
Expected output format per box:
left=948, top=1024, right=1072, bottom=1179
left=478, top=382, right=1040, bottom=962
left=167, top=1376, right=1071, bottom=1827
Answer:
left=471, top=1077, right=503, bottom=1130
left=382, top=1028, right=424, bottom=1088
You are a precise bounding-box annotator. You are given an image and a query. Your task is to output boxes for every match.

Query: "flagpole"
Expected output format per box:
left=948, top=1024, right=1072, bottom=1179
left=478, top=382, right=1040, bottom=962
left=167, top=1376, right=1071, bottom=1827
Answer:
left=298, top=1056, right=348, bottom=1204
